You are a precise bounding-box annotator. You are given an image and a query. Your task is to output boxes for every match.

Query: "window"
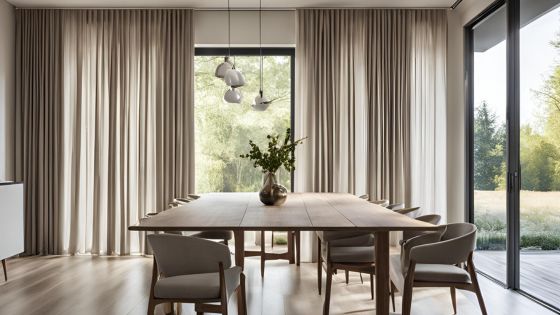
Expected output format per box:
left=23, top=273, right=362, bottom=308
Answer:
left=466, top=0, right=560, bottom=310
left=194, top=48, right=294, bottom=193
left=470, top=3, right=508, bottom=284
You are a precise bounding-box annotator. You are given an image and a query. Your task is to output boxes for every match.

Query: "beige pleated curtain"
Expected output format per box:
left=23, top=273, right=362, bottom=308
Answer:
left=295, top=9, right=447, bottom=261
left=15, top=9, right=195, bottom=255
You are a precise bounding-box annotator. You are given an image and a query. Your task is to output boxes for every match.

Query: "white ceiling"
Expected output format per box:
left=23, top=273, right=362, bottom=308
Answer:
left=7, top=0, right=457, bottom=9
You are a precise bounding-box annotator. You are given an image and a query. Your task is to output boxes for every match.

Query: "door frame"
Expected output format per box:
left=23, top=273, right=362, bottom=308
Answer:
left=464, top=1, right=560, bottom=313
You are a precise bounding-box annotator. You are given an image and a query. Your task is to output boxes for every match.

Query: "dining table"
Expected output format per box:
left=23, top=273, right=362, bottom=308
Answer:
left=129, top=192, right=437, bottom=315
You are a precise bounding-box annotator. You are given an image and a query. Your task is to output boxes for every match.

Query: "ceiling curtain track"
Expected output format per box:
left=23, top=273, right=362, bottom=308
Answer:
left=15, top=9, right=195, bottom=255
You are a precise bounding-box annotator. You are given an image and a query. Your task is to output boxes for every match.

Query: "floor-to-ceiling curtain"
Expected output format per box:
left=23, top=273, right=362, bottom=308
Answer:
left=295, top=9, right=447, bottom=261
left=15, top=9, right=195, bottom=255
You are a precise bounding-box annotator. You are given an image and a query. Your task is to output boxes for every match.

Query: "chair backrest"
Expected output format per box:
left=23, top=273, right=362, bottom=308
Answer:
left=370, top=199, right=389, bottom=207
left=148, top=234, right=232, bottom=277
left=387, top=203, right=405, bottom=210
left=410, top=222, right=477, bottom=265
left=415, top=214, right=442, bottom=225
left=402, top=214, right=442, bottom=241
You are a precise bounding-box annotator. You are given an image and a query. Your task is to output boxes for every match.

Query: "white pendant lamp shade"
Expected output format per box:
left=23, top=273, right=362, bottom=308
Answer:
left=224, top=68, right=246, bottom=88
left=252, top=91, right=270, bottom=111
left=224, top=88, right=242, bottom=103
left=215, top=57, right=233, bottom=79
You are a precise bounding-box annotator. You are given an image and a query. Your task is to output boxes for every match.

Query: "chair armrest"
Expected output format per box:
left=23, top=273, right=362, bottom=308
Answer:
left=401, top=232, right=442, bottom=274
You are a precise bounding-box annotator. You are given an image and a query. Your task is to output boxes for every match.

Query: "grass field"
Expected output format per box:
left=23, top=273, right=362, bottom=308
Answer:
left=474, top=190, right=560, bottom=250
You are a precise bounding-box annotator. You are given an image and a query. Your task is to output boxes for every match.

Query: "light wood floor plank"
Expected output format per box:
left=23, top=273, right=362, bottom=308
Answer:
left=0, top=255, right=556, bottom=315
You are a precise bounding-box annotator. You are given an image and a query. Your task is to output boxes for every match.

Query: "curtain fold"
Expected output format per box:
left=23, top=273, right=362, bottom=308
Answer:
left=295, top=9, right=447, bottom=262
left=15, top=9, right=195, bottom=255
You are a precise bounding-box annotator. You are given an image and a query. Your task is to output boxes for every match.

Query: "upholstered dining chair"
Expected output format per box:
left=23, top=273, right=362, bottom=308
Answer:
left=393, top=223, right=487, bottom=315
left=317, top=232, right=376, bottom=315
left=400, top=214, right=442, bottom=246
left=147, top=234, right=247, bottom=315
left=168, top=196, right=234, bottom=245
left=393, top=206, right=420, bottom=216
left=386, top=203, right=405, bottom=210
left=315, top=193, right=374, bottom=288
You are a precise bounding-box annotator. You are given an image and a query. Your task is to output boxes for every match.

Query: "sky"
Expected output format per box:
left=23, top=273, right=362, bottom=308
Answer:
left=474, top=6, right=560, bottom=130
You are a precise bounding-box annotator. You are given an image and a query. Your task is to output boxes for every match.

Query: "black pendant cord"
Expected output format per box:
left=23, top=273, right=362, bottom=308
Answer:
left=227, top=0, right=231, bottom=59
left=259, top=0, right=263, bottom=94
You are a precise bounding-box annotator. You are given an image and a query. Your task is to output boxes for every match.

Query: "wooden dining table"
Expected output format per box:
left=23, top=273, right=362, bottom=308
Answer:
left=129, top=192, right=437, bottom=315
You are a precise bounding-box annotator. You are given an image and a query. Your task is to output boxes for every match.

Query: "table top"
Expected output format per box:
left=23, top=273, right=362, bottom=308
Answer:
left=128, top=192, right=437, bottom=232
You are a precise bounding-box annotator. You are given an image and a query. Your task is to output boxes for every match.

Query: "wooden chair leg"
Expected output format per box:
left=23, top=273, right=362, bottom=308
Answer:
left=369, top=272, right=374, bottom=300
left=295, top=231, right=301, bottom=266
left=468, top=255, right=488, bottom=315
left=390, top=281, right=396, bottom=313
left=147, top=299, right=156, bottom=315
left=237, top=273, right=247, bottom=315
left=323, top=263, right=333, bottom=315
left=345, top=270, right=349, bottom=284
left=271, top=231, right=274, bottom=248
left=260, top=231, right=265, bottom=278
left=450, top=287, right=457, bottom=314
left=402, top=262, right=416, bottom=315
left=1, top=259, right=6, bottom=282
left=317, top=237, right=322, bottom=295
left=359, top=272, right=363, bottom=284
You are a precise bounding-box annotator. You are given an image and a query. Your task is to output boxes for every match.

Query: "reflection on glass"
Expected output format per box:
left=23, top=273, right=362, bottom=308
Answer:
left=194, top=55, right=291, bottom=193
left=520, top=1, right=560, bottom=308
left=472, top=4, right=508, bottom=284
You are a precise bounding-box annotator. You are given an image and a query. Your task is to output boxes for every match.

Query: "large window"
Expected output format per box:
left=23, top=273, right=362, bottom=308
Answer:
left=194, top=48, right=294, bottom=193
left=470, top=3, right=508, bottom=284
left=467, top=0, right=560, bottom=310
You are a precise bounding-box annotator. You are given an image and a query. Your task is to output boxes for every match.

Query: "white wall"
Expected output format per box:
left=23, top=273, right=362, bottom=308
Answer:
left=446, top=0, right=495, bottom=223
left=194, top=10, right=295, bottom=46
left=0, top=0, right=15, bottom=181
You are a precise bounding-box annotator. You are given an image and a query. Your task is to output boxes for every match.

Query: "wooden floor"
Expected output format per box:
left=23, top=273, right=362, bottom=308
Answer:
left=0, top=253, right=557, bottom=315
left=475, top=250, right=560, bottom=309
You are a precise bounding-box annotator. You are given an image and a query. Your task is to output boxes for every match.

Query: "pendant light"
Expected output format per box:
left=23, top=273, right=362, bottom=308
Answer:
left=223, top=0, right=245, bottom=90
left=215, top=0, right=233, bottom=79
left=252, top=0, right=270, bottom=111
left=224, top=87, right=242, bottom=103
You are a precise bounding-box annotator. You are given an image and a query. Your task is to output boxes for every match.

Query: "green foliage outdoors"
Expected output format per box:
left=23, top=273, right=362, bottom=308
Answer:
left=194, top=55, right=291, bottom=193
left=474, top=26, right=560, bottom=251
left=239, top=128, right=306, bottom=174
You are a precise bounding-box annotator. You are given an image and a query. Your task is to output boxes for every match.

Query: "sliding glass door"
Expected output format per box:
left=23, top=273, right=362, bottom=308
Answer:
left=470, top=3, right=509, bottom=284
left=519, top=1, right=560, bottom=309
left=467, top=0, right=560, bottom=310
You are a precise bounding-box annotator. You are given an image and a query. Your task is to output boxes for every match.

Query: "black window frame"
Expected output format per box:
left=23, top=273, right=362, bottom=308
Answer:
left=194, top=47, right=296, bottom=192
left=465, top=1, right=560, bottom=313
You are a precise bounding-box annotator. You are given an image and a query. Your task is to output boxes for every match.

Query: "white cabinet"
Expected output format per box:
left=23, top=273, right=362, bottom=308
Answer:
left=0, top=182, right=24, bottom=281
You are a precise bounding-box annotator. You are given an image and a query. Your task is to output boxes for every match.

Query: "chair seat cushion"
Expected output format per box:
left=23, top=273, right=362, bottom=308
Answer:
left=154, top=266, right=241, bottom=299
left=190, top=230, right=233, bottom=241
left=317, top=230, right=371, bottom=242
left=414, top=264, right=471, bottom=284
left=323, top=246, right=375, bottom=263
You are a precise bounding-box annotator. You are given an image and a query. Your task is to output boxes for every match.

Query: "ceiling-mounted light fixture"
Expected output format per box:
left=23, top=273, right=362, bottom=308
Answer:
left=222, top=0, right=245, bottom=96
left=252, top=0, right=270, bottom=111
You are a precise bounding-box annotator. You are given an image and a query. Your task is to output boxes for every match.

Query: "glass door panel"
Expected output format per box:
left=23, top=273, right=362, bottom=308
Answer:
left=472, top=4, right=509, bottom=284
left=519, top=1, right=560, bottom=308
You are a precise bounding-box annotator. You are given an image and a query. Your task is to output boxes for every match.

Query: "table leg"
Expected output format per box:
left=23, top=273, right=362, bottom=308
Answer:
left=375, top=231, right=390, bottom=315
left=288, top=231, right=295, bottom=264
left=234, top=230, right=245, bottom=269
